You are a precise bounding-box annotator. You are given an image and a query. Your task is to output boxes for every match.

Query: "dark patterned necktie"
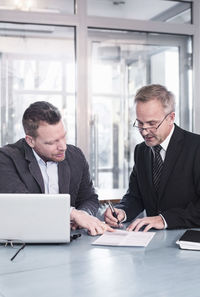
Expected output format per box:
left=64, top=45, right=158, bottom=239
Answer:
left=153, top=145, right=163, bottom=192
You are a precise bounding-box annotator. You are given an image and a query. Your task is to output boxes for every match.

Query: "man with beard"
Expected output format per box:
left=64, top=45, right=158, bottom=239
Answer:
left=0, top=101, right=112, bottom=235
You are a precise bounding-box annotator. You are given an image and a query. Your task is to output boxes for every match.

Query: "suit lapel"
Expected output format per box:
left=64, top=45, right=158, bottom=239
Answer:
left=58, top=159, right=70, bottom=193
left=158, top=125, right=184, bottom=199
left=24, top=143, right=45, bottom=193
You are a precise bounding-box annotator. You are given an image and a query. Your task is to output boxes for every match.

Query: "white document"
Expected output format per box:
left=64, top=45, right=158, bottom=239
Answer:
left=92, top=230, right=155, bottom=247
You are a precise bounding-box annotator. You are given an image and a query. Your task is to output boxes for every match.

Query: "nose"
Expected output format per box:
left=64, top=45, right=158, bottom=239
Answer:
left=57, top=139, right=66, bottom=150
left=140, top=127, right=149, bottom=136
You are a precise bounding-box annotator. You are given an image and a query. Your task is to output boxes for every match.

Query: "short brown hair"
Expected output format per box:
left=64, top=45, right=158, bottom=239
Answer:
left=135, top=84, right=175, bottom=114
left=22, top=101, right=61, bottom=137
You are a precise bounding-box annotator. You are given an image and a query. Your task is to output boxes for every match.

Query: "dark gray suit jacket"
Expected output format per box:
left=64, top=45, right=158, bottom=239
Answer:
left=116, top=125, right=200, bottom=229
left=0, top=139, right=99, bottom=216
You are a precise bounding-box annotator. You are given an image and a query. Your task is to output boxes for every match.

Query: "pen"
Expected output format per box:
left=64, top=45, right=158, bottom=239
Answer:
left=108, top=200, right=120, bottom=225
left=70, top=234, right=82, bottom=242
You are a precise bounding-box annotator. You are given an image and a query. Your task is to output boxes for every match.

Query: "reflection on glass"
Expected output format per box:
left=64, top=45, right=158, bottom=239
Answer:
left=0, top=24, right=76, bottom=145
left=88, top=0, right=191, bottom=24
left=13, top=60, right=63, bottom=91
left=89, top=29, right=191, bottom=191
left=0, top=0, right=74, bottom=14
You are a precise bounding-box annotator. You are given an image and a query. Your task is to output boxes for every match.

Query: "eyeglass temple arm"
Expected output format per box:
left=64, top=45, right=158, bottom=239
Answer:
left=10, top=243, right=26, bottom=261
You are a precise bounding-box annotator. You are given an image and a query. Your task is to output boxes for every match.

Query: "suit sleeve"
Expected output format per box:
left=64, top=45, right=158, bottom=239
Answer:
left=74, top=150, right=99, bottom=216
left=161, top=199, right=200, bottom=229
left=0, top=151, right=29, bottom=193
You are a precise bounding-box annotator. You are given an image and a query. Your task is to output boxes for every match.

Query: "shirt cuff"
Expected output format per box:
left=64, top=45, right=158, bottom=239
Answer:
left=159, top=214, right=168, bottom=229
left=70, top=206, right=75, bottom=214
left=120, top=209, right=127, bottom=223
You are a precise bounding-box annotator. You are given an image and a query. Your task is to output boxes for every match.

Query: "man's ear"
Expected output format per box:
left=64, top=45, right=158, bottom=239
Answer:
left=169, top=112, right=175, bottom=125
left=25, top=135, right=35, bottom=148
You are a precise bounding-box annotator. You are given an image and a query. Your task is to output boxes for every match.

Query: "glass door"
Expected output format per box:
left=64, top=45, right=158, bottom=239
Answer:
left=88, top=29, right=192, bottom=195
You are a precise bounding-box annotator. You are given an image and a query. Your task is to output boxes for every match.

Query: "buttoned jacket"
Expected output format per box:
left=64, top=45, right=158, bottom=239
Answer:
left=116, top=125, right=200, bottom=228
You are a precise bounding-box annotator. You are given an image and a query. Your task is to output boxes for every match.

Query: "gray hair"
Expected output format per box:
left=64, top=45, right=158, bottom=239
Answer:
left=134, top=84, right=175, bottom=114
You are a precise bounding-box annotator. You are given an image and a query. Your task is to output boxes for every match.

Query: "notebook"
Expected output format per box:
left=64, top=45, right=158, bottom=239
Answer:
left=0, top=193, right=71, bottom=243
left=176, top=230, right=200, bottom=250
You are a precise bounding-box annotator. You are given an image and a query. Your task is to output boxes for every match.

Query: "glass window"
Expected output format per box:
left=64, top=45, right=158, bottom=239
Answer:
left=89, top=29, right=192, bottom=191
left=0, top=0, right=74, bottom=14
left=0, top=24, right=75, bottom=145
left=88, top=0, right=192, bottom=24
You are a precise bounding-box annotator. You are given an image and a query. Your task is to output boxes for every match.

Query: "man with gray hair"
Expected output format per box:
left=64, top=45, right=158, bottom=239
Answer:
left=105, top=84, right=200, bottom=231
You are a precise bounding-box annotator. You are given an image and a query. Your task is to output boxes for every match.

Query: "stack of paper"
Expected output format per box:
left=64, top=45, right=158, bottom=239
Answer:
left=92, top=230, right=155, bottom=247
left=176, top=230, right=200, bottom=250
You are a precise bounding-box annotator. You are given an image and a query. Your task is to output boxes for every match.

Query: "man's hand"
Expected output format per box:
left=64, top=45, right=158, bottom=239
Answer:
left=71, top=209, right=114, bottom=236
left=104, top=207, right=125, bottom=227
left=126, top=215, right=165, bottom=232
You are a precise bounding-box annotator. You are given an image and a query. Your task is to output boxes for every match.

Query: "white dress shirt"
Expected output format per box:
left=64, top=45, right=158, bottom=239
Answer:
left=33, top=150, right=74, bottom=213
left=152, top=125, right=175, bottom=162
left=33, top=150, right=59, bottom=194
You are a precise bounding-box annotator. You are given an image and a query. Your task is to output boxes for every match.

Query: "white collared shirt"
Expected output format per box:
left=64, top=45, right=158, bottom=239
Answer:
left=33, top=150, right=74, bottom=213
left=33, top=150, right=59, bottom=194
left=152, top=124, right=175, bottom=162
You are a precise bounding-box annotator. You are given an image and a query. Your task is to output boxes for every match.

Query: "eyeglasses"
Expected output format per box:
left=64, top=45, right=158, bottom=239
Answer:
left=0, top=239, right=26, bottom=261
left=133, top=113, right=171, bottom=133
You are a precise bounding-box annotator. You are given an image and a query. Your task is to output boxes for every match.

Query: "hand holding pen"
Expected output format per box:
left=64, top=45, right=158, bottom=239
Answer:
left=105, top=201, right=124, bottom=228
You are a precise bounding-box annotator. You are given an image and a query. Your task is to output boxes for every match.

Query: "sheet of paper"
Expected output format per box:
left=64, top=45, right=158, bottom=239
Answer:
left=92, top=230, right=155, bottom=247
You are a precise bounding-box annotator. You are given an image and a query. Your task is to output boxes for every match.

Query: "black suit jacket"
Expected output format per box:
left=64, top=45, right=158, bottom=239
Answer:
left=0, top=139, right=99, bottom=216
left=116, top=125, right=200, bottom=229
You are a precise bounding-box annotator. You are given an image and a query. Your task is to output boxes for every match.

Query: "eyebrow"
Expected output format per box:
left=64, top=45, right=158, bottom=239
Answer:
left=137, top=119, right=158, bottom=124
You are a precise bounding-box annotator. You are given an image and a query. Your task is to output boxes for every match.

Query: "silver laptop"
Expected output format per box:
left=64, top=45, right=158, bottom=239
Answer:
left=0, top=193, right=70, bottom=243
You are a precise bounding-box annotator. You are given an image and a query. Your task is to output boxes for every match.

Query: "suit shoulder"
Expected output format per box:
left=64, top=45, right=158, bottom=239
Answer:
left=65, top=144, right=86, bottom=161
left=179, top=127, right=200, bottom=144
left=185, top=130, right=200, bottom=140
left=0, top=139, right=25, bottom=158
left=135, top=141, right=148, bottom=153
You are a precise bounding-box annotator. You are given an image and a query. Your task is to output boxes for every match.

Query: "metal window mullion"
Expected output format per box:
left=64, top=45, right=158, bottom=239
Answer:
left=0, top=10, right=79, bottom=26
left=192, top=0, right=200, bottom=133
left=87, top=16, right=194, bottom=35
left=75, top=0, right=89, bottom=157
